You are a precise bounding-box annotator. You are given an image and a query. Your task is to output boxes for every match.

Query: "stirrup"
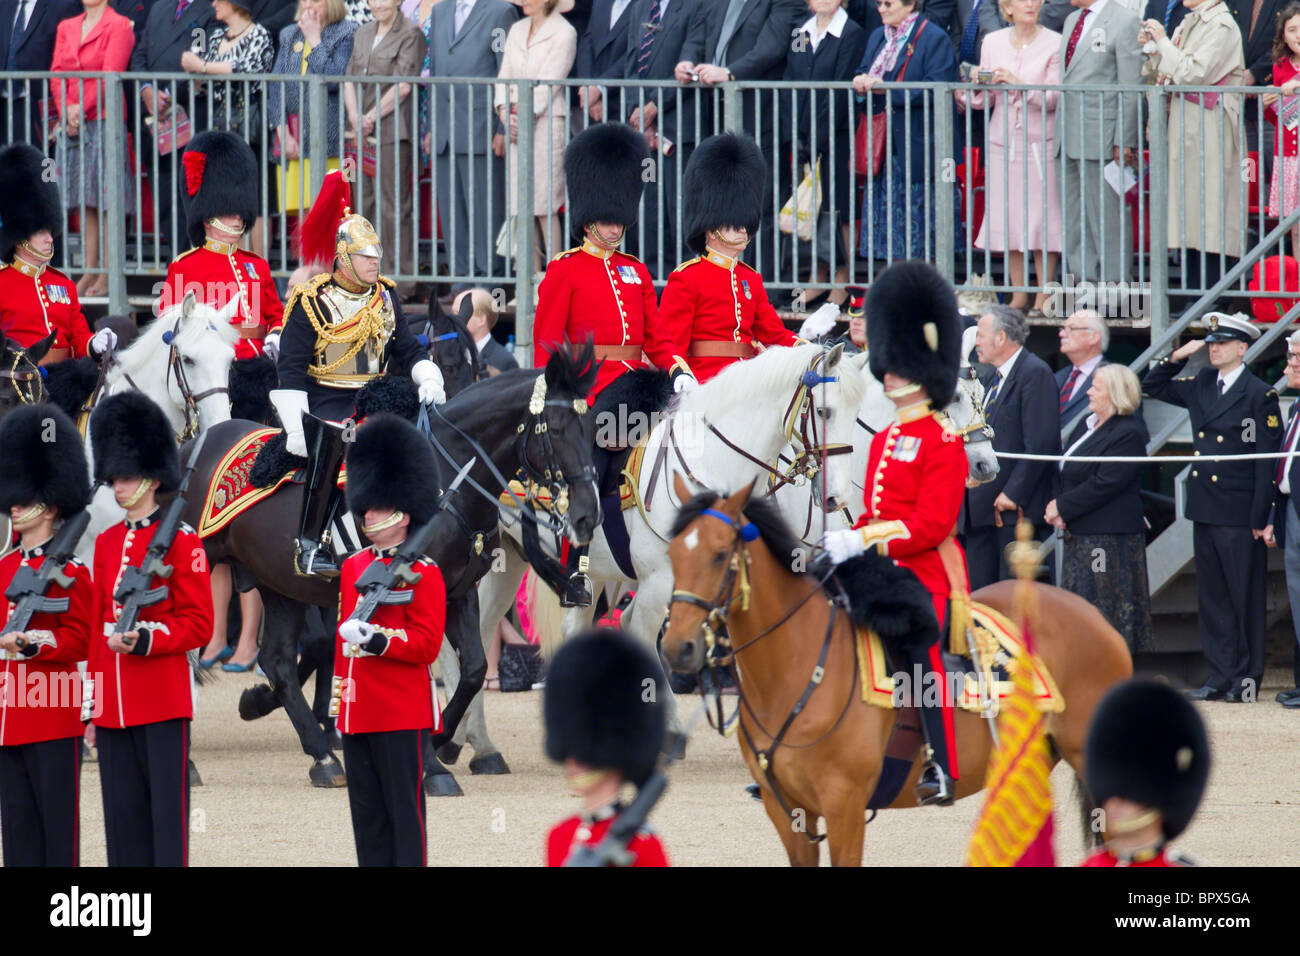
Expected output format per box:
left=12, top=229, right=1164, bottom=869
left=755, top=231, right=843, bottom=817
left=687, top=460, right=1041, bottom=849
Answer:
left=295, top=539, right=340, bottom=579
left=559, top=571, right=593, bottom=608
left=915, top=761, right=955, bottom=807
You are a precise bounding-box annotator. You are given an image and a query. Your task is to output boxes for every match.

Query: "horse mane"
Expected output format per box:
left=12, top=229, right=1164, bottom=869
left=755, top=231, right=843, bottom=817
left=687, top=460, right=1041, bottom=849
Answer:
left=671, top=488, right=808, bottom=575
left=114, top=303, right=239, bottom=378
left=544, top=339, right=598, bottom=397
left=675, top=343, right=865, bottom=418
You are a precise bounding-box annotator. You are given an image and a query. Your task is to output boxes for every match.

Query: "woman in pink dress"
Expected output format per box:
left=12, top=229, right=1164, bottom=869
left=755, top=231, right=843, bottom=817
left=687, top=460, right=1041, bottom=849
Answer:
left=955, top=0, right=1062, bottom=315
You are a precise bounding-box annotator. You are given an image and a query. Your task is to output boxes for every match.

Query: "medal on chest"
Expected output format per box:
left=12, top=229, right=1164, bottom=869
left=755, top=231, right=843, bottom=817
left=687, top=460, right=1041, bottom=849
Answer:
left=243, top=262, right=259, bottom=281
left=45, top=283, right=69, bottom=304
left=740, top=279, right=752, bottom=300
left=616, top=265, right=639, bottom=285
left=893, top=435, right=921, bottom=462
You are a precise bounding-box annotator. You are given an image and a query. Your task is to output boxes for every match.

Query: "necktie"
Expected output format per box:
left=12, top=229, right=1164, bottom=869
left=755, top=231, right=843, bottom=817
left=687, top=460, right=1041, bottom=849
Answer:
left=174, top=0, right=191, bottom=22
left=454, top=0, right=470, bottom=39
left=959, top=0, right=982, bottom=65
left=635, top=0, right=662, bottom=77
left=1250, top=0, right=1265, bottom=38
left=1059, top=366, right=1082, bottom=413
left=1276, top=406, right=1300, bottom=485
left=1163, top=0, right=1177, bottom=29
left=984, top=370, right=1002, bottom=410
left=1217, top=378, right=1226, bottom=398
left=715, top=0, right=747, bottom=69
left=1064, top=8, right=1089, bottom=70
left=7, top=0, right=27, bottom=69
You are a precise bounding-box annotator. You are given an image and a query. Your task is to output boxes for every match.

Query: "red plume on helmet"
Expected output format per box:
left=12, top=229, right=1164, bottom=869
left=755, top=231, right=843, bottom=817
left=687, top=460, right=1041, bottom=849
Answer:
left=294, top=170, right=352, bottom=271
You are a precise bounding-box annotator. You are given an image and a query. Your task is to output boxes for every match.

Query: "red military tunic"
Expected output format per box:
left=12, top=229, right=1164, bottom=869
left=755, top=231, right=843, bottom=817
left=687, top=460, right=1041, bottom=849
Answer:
left=88, top=513, right=215, bottom=729
left=545, top=805, right=669, bottom=867
left=162, top=239, right=285, bottom=360
left=658, top=248, right=796, bottom=383
left=853, top=404, right=969, bottom=626
left=0, top=259, right=92, bottom=362
left=331, top=546, right=446, bottom=735
left=1082, top=846, right=1194, bottom=867
left=0, top=546, right=93, bottom=746
left=533, top=240, right=684, bottom=398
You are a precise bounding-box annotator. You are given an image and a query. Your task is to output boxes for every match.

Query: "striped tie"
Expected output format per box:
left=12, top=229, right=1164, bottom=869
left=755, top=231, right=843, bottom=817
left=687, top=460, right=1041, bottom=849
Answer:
left=1277, top=406, right=1300, bottom=485
left=1059, top=367, right=1081, bottom=414
left=635, top=0, right=661, bottom=77
left=984, top=370, right=1002, bottom=410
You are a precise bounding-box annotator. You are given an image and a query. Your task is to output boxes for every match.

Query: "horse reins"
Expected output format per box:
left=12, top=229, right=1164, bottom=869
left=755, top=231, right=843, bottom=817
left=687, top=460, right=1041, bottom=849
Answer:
left=0, top=348, right=44, bottom=406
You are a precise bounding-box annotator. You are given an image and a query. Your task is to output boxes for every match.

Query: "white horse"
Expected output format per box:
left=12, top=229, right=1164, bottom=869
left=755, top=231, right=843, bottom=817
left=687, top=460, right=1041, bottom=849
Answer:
left=436, top=344, right=867, bottom=771
left=77, top=292, right=240, bottom=561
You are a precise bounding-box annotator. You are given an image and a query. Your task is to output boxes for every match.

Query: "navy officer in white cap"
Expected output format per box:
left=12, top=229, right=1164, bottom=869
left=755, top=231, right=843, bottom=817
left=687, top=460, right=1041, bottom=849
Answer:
left=1143, top=311, right=1282, bottom=703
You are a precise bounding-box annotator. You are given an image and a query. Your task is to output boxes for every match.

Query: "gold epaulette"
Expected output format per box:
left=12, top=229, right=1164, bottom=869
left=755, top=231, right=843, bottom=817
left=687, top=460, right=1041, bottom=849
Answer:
left=550, top=246, right=580, bottom=263
left=672, top=256, right=702, bottom=274
left=284, top=272, right=333, bottom=316
left=377, top=275, right=396, bottom=290
left=173, top=246, right=202, bottom=263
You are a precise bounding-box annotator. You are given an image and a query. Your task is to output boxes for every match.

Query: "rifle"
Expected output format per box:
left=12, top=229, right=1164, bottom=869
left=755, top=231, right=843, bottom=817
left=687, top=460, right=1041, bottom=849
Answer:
left=346, top=458, right=476, bottom=624
left=111, top=432, right=208, bottom=638
left=563, top=770, right=669, bottom=868
left=2, top=507, right=92, bottom=652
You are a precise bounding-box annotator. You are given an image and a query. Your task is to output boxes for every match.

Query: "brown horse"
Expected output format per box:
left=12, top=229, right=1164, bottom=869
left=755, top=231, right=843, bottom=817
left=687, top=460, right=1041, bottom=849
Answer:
left=662, top=477, right=1133, bottom=867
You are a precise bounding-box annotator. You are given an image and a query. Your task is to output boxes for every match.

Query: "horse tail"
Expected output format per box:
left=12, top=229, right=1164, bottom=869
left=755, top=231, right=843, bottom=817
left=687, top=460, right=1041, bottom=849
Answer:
left=527, top=569, right=569, bottom=663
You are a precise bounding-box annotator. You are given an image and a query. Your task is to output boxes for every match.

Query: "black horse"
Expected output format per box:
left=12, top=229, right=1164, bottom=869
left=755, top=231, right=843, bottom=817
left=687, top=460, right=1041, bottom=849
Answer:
left=0, top=333, right=55, bottom=420
left=179, top=343, right=601, bottom=790
left=414, top=296, right=481, bottom=397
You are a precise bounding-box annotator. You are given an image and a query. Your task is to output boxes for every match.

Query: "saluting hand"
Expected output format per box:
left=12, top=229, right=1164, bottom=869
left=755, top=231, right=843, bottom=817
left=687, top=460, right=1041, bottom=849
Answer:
left=1170, top=339, right=1206, bottom=362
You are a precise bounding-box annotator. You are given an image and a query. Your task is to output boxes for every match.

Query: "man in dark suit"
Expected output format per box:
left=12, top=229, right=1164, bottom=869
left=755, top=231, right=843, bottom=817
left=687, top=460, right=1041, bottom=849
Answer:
left=129, top=0, right=217, bottom=253
left=455, top=288, right=519, bottom=375
left=576, top=0, right=636, bottom=118
left=1144, top=312, right=1283, bottom=703
left=1056, top=307, right=1109, bottom=441
left=0, top=0, right=83, bottom=145
left=963, top=304, right=1061, bottom=589
left=1266, top=329, right=1300, bottom=708
left=111, top=0, right=155, bottom=39
left=619, top=0, right=699, bottom=275
left=673, top=0, right=805, bottom=276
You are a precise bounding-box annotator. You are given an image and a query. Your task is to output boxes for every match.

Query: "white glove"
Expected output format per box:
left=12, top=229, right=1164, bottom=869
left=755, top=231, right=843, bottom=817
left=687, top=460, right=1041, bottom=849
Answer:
left=270, top=388, right=310, bottom=456
left=411, top=359, right=446, bottom=405
left=797, top=302, right=841, bottom=340
left=339, top=619, right=375, bottom=645
left=263, top=331, right=281, bottom=363
left=90, top=327, right=118, bottom=358
left=673, top=373, right=699, bottom=394
left=821, top=528, right=865, bottom=565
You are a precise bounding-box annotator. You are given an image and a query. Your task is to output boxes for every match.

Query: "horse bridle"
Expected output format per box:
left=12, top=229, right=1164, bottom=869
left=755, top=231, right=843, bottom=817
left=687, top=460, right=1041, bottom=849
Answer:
left=164, top=328, right=229, bottom=443
left=0, top=347, right=45, bottom=406
left=951, top=370, right=994, bottom=446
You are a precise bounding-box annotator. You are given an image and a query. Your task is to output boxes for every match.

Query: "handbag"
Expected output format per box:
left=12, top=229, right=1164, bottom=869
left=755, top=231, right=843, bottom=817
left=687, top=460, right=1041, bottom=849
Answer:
left=779, top=159, right=823, bottom=241
left=498, top=642, right=543, bottom=692
left=495, top=215, right=517, bottom=259
left=856, top=19, right=930, bottom=180
left=272, top=114, right=302, bottom=163
left=344, top=133, right=378, bottom=178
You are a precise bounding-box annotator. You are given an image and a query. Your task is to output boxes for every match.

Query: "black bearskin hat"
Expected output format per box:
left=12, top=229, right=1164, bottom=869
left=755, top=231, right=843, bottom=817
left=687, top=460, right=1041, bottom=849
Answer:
left=91, top=392, right=182, bottom=493
left=1085, top=680, right=1210, bottom=842
left=0, top=144, right=62, bottom=262
left=865, top=261, right=962, bottom=408
left=345, top=413, right=442, bottom=526
left=544, top=627, right=667, bottom=787
left=0, top=404, right=90, bottom=516
left=564, top=122, right=650, bottom=239
left=682, top=133, right=766, bottom=255
left=181, top=131, right=259, bottom=249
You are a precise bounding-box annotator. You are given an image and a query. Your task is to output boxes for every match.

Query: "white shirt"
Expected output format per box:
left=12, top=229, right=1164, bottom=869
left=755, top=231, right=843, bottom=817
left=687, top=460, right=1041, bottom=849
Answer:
left=1060, top=413, right=1100, bottom=470
left=13, top=0, right=32, bottom=32
left=1216, top=363, right=1245, bottom=395
left=993, top=344, right=1024, bottom=380
left=1064, top=353, right=1103, bottom=402
left=800, top=7, right=847, bottom=54
left=475, top=333, right=490, bottom=354
left=454, top=0, right=476, bottom=35
left=1077, top=0, right=1109, bottom=19
left=611, top=0, right=634, bottom=29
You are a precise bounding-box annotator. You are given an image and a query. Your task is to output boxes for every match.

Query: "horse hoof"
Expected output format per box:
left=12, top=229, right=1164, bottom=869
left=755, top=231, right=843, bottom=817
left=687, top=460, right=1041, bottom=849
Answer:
left=309, top=756, right=346, bottom=788
left=436, top=741, right=462, bottom=765
left=663, top=732, right=687, bottom=761
left=238, top=684, right=278, bottom=721
left=468, top=752, right=510, bottom=775
left=424, top=771, right=464, bottom=798
left=188, top=760, right=204, bottom=788
left=327, top=729, right=343, bottom=750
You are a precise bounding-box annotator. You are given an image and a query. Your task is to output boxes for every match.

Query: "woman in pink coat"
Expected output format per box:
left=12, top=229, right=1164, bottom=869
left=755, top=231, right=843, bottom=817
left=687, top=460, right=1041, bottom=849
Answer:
left=956, top=0, right=1062, bottom=315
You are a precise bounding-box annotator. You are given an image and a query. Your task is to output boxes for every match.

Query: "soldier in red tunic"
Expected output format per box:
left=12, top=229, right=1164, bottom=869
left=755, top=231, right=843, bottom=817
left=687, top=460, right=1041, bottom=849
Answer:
left=87, top=392, right=215, bottom=867
left=164, top=131, right=285, bottom=365
left=1082, top=680, right=1209, bottom=867
left=0, top=144, right=116, bottom=365
left=821, top=263, right=969, bottom=806
left=331, top=413, right=446, bottom=867
left=0, top=404, right=94, bottom=867
left=658, top=134, right=798, bottom=384
left=544, top=627, right=670, bottom=867
left=534, top=122, right=696, bottom=607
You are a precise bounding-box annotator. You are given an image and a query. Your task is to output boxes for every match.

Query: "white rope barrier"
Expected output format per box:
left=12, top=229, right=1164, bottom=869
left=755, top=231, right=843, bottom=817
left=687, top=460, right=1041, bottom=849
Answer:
left=993, top=451, right=1294, bottom=463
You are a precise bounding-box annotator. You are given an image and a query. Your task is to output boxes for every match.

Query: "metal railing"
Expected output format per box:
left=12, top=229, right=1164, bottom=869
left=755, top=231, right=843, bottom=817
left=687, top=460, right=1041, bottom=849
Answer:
left=5, top=71, right=1300, bottom=358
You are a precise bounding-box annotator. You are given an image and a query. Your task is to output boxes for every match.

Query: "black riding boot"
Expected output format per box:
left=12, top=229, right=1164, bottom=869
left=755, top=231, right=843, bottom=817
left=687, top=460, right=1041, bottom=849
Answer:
left=295, top=414, right=346, bottom=578
left=911, top=651, right=957, bottom=807
left=558, top=442, right=614, bottom=608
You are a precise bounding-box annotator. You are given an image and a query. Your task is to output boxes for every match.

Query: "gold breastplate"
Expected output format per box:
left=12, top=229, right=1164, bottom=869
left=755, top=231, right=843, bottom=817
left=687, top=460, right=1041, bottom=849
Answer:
left=301, top=278, right=396, bottom=389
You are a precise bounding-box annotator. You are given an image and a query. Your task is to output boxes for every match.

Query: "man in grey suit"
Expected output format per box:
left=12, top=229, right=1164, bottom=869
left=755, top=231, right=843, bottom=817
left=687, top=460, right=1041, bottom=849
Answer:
left=1054, top=0, right=1141, bottom=292
left=1055, top=308, right=1109, bottom=440
left=130, top=0, right=218, bottom=252
left=932, top=0, right=1073, bottom=48
left=620, top=0, right=699, bottom=274
left=429, top=0, right=518, bottom=292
